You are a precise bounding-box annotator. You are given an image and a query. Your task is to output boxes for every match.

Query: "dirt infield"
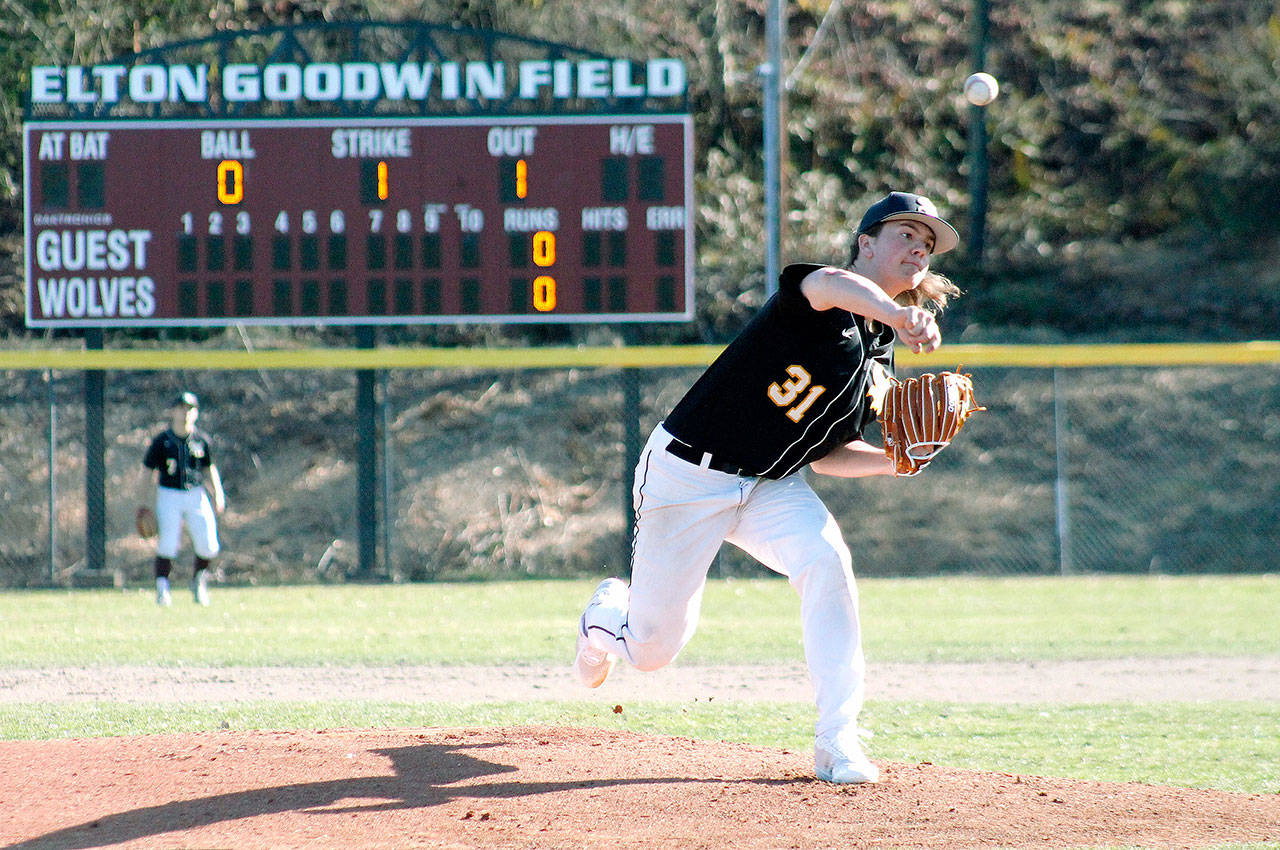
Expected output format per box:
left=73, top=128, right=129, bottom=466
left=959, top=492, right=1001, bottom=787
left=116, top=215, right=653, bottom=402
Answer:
left=3, top=659, right=1278, bottom=848
left=7, top=656, right=1280, bottom=704
left=1, top=726, right=1277, bottom=850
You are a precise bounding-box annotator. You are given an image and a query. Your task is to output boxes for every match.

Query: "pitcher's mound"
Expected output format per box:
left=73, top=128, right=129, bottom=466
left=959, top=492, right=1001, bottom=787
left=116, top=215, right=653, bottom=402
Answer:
left=2, top=726, right=1276, bottom=849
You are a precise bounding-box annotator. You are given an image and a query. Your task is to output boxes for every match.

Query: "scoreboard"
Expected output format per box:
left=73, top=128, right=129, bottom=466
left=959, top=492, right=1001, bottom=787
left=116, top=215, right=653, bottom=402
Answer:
left=24, top=114, right=693, bottom=327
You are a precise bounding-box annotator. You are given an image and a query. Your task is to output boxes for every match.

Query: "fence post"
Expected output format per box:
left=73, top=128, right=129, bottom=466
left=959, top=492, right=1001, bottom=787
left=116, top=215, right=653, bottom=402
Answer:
left=46, top=370, right=57, bottom=585
left=967, top=0, right=991, bottom=264
left=379, top=368, right=393, bottom=580
left=621, top=367, right=642, bottom=576
left=1053, top=368, right=1073, bottom=575
left=84, top=329, right=106, bottom=576
left=354, top=326, right=378, bottom=579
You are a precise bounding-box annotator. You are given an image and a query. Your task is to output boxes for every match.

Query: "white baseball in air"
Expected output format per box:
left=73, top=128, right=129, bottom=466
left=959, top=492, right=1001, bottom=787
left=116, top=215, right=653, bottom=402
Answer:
left=963, top=72, right=999, bottom=106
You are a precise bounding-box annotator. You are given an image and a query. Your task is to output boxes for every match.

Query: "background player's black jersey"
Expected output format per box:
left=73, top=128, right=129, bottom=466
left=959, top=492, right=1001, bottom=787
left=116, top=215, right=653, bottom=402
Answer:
left=663, top=262, right=896, bottom=479
left=143, top=428, right=214, bottom=490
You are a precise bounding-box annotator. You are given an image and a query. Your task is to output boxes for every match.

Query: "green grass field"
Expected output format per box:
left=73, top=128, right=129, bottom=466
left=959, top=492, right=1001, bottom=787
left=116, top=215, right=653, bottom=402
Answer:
left=1, top=575, right=1277, bottom=803
left=5, top=574, right=1278, bottom=666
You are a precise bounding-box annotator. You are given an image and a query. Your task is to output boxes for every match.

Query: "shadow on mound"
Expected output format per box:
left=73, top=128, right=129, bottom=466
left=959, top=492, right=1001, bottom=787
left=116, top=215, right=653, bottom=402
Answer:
left=2, top=726, right=1276, bottom=849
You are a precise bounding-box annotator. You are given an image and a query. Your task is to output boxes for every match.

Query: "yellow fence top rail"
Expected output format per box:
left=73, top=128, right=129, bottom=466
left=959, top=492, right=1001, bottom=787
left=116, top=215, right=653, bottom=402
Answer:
left=1, top=341, right=1279, bottom=371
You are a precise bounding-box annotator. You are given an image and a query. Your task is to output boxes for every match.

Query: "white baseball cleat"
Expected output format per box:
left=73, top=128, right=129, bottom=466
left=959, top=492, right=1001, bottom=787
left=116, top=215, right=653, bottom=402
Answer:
left=574, top=626, right=617, bottom=688
left=573, top=577, right=627, bottom=688
left=815, top=730, right=880, bottom=784
left=192, top=573, right=210, bottom=606
left=155, top=577, right=172, bottom=607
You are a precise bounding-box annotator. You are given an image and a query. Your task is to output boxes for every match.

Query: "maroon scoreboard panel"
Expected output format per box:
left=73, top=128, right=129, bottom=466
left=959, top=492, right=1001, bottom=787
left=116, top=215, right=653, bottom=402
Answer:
left=23, top=114, right=693, bottom=328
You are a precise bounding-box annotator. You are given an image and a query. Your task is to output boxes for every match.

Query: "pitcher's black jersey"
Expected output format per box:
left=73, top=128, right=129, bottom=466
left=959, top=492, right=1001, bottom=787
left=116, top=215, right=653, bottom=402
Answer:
left=663, top=263, right=896, bottom=479
left=143, top=428, right=214, bottom=490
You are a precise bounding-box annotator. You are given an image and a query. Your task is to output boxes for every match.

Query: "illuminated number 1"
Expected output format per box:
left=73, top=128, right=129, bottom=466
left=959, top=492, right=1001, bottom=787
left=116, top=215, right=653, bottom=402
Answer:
left=516, top=159, right=528, bottom=199
left=533, top=275, right=557, bottom=312
left=377, top=161, right=389, bottom=201
left=217, top=160, right=243, bottom=204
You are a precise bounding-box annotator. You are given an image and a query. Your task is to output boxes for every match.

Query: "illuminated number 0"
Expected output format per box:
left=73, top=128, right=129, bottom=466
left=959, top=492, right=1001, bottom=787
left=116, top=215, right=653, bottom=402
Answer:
left=767, top=365, right=826, bottom=423
left=217, top=160, right=243, bottom=204
left=532, top=230, right=555, bottom=267
left=532, top=231, right=556, bottom=311
left=533, top=276, right=556, bottom=312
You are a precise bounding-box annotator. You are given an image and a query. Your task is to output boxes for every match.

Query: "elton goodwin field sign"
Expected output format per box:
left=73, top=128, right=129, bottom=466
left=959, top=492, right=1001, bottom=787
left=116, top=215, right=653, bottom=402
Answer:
left=23, top=21, right=693, bottom=328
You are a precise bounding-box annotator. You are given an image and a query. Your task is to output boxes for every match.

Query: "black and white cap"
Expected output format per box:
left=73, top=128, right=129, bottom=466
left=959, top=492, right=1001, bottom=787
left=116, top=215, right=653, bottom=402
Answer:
left=857, top=192, right=959, bottom=255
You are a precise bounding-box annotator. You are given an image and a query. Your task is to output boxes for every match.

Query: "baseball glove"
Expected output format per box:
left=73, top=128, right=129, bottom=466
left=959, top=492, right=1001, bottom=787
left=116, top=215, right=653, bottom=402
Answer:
left=135, top=507, right=158, bottom=539
left=878, top=371, right=983, bottom=477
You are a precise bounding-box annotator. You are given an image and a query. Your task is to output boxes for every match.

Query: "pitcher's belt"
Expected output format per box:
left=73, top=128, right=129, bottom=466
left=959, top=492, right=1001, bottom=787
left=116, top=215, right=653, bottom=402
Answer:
left=664, top=439, right=754, bottom=477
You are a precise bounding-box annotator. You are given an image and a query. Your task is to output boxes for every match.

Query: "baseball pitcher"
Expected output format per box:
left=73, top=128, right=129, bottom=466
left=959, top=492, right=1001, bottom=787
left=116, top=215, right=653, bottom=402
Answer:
left=575, top=192, right=979, bottom=785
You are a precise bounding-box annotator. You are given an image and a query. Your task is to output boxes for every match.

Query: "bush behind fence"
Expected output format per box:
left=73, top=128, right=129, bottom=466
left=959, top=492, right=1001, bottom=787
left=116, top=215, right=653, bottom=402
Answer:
left=1, top=357, right=1277, bottom=587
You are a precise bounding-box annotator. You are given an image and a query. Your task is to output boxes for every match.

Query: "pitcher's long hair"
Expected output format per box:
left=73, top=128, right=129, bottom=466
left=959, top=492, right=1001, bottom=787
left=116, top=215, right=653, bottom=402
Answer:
left=850, top=222, right=961, bottom=312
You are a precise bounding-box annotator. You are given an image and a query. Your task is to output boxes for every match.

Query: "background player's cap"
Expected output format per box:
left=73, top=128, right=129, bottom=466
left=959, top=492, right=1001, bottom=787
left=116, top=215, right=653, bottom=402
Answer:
left=857, top=192, right=959, bottom=255
left=172, top=391, right=199, bottom=409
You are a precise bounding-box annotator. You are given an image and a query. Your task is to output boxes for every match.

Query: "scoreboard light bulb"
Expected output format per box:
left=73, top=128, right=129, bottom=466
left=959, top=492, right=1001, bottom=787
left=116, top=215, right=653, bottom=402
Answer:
left=533, top=275, right=557, bottom=311
left=377, top=161, right=389, bottom=201
left=217, top=159, right=244, bottom=204
left=532, top=229, right=556, bottom=267
left=516, top=159, right=528, bottom=199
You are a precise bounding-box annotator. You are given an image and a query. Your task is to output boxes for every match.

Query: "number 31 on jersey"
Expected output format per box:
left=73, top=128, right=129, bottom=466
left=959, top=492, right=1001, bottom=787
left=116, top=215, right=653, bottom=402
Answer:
left=768, top=365, right=826, bottom=423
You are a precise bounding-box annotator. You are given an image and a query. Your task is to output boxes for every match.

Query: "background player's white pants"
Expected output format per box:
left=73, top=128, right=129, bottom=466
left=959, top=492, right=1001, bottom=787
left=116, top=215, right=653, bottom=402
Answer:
left=585, top=424, right=865, bottom=740
left=155, top=486, right=220, bottom=560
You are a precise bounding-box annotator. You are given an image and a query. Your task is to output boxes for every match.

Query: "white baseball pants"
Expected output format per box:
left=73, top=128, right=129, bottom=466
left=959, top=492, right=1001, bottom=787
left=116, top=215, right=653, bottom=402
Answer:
left=155, top=486, right=220, bottom=559
left=586, top=424, right=866, bottom=740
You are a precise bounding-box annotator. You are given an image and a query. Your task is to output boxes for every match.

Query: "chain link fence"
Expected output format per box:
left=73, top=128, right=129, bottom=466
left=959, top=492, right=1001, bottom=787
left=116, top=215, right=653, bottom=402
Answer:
left=2, top=360, right=1277, bottom=587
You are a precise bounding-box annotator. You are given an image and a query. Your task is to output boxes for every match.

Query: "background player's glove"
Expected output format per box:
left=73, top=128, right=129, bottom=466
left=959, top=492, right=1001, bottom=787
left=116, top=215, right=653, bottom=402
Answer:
left=135, top=507, right=158, bottom=539
left=878, top=371, right=983, bottom=477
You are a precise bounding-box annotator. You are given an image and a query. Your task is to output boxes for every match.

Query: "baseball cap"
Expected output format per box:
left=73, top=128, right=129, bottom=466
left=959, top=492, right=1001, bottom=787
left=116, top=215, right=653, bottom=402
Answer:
left=172, top=391, right=199, bottom=408
left=857, top=192, right=959, bottom=255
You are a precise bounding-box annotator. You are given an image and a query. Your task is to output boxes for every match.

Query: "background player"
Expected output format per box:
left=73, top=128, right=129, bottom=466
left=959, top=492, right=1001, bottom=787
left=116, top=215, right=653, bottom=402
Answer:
left=140, top=392, right=226, bottom=606
left=574, top=192, right=963, bottom=784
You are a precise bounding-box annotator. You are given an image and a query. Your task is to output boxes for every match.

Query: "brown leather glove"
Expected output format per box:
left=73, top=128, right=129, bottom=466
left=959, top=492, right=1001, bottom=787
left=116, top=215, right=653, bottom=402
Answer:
left=879, top=371, right=983, bottom=477
left=135, top=507, right=158, bottom=539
